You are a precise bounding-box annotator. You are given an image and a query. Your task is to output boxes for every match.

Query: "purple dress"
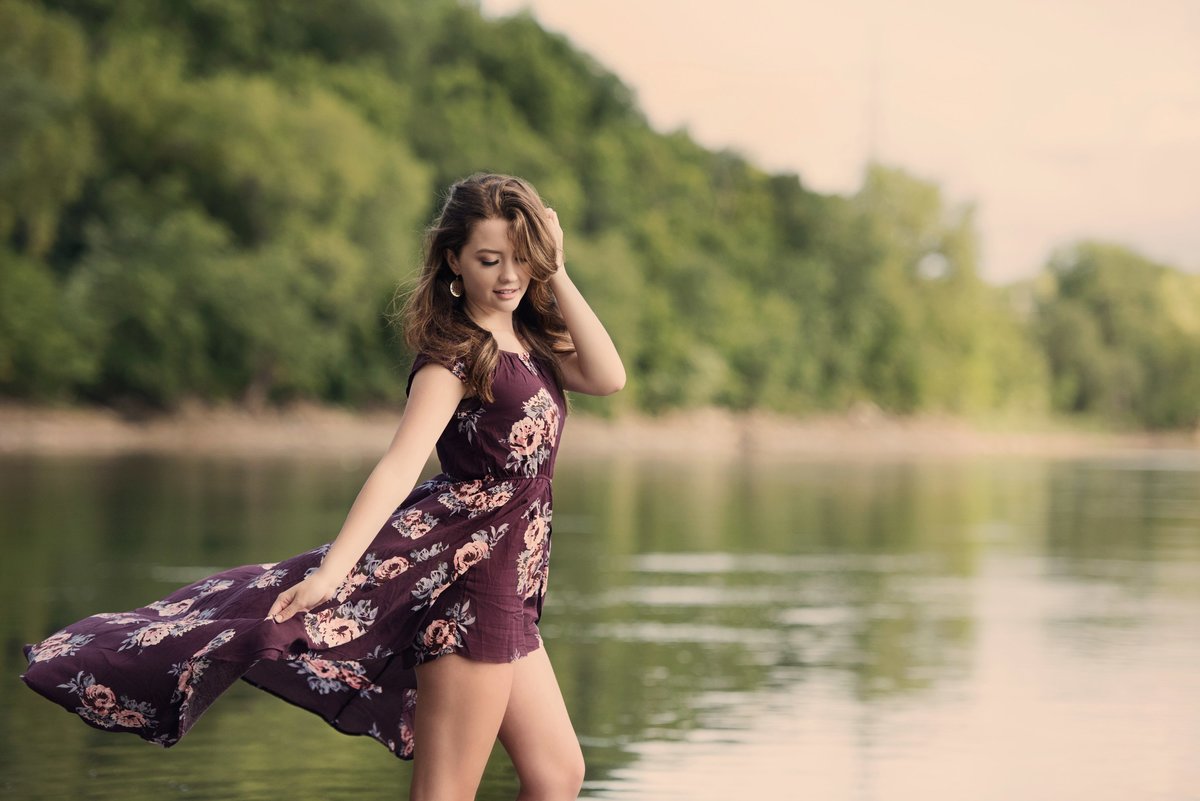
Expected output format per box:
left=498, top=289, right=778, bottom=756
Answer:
left=20, top=350, right=566, bottom=759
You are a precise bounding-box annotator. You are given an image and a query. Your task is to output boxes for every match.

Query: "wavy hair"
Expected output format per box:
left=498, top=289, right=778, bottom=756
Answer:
left=395, top=173, right=573, bottom=401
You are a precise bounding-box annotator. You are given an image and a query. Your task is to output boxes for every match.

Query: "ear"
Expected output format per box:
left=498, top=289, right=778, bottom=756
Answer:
left=446, top=249, right=460, bottom=275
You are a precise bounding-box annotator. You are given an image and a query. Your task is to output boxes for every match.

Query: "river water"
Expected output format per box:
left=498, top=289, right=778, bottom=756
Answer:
left=2, top=450, right=1197, bottom=800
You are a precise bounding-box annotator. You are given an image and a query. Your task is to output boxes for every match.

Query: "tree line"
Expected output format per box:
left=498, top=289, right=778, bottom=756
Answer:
left=2, top=0, right=1198, bottom=428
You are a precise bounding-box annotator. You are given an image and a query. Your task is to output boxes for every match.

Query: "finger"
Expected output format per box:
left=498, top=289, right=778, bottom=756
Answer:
left=266, top=593, right=293, bottom=622
left=278, top=603, right=312, bottom=624
left=268, top=590, right=291, bottom=611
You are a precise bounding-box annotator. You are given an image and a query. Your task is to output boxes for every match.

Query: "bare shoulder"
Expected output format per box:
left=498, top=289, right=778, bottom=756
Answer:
left=406, top=351, right=470, bottom=397
left=408, top=361, right=468, bottom=403
left=385, top=364, right=466, bottom=457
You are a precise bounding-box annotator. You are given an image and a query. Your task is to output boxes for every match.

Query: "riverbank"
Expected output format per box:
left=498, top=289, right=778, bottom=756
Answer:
left=2, top=402, right=1197, bottom=460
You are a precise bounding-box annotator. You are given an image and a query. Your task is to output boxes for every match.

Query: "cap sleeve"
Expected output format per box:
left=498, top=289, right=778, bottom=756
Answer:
left=406, top=352, right=469, bottom=397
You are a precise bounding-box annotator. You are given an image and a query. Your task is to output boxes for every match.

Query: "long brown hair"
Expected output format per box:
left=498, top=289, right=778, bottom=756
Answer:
left=396, top=173, right=573, bottom=401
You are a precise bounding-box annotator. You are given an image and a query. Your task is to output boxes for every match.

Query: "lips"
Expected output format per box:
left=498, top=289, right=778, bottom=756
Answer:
left=494, top=288, right=520, bottom=299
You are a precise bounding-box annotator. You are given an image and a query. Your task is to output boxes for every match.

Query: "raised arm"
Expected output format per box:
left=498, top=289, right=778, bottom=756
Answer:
left=267, top=364, right=465, bottom=622
left=544, top=207, right=626, bottom=396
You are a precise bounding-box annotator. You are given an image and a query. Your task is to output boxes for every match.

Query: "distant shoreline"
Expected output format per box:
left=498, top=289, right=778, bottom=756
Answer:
left=3, top=402, right=1197, bottom=461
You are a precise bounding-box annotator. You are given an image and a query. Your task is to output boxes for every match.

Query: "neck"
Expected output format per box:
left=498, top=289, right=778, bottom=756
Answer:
left=465, top=306, right=515, bottom=338
left=465, top=306, right=524, bottom=349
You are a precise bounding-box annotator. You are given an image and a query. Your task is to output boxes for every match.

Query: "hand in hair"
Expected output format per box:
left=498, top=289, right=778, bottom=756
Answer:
left=543, top=206, right=566, bottom=272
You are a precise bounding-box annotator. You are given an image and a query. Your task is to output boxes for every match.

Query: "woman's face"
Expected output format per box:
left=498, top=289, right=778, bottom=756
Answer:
left=447, top=217, right=531, bottom=326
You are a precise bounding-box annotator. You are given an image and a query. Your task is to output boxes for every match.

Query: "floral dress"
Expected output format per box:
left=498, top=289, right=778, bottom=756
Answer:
left=20, top=350, right=566, bottom=760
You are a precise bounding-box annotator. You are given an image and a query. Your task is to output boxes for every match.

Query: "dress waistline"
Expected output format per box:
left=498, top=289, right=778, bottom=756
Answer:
left=433, top=472, right=551, bottom=485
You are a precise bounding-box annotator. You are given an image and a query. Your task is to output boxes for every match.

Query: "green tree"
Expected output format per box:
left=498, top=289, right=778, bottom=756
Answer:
left=1037, top=242, right=1200, bottom=428
left=0, top=1, right=96, bottom=257
left=7, top=0, right=1193, bottom=431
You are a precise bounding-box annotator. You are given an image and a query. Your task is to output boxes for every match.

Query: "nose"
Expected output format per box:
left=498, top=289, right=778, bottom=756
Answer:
left=499, top=258, right=521, bottom=283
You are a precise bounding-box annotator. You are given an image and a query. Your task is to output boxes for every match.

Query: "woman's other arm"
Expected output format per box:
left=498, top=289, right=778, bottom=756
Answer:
left=266, top=365, right=465, bottom=622
left=544, top=208, right=626, bottom=396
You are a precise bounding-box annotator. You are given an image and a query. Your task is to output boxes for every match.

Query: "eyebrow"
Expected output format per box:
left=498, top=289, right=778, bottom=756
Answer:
left=474, top=248, right=504, bottom=255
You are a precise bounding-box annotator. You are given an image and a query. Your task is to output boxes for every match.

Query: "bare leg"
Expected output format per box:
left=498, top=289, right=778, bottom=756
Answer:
left=498, top=646, right=586, bottom=801
left=410, top=654, right=515, bottom=801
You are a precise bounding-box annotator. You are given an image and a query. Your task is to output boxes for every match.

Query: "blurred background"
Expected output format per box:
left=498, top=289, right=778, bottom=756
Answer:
left=1, top=1, right=1198, bottom=799
left=2, top=0, right=1198, bottom=423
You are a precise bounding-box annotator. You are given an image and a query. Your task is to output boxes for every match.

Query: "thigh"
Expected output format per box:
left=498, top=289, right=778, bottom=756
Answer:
left=410, top=654, right=515, bottom=801
left=497, top=645, right=584, bottom=790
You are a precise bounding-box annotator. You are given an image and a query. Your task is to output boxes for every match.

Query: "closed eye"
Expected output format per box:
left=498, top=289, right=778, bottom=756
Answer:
left=481, top=259, right=500, bottom=267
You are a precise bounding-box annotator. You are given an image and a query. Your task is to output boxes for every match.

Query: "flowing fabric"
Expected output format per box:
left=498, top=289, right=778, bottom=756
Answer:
left=20, top=350, right=566, bottom=759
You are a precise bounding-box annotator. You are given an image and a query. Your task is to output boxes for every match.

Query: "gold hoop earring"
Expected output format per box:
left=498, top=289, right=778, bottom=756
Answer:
left=449, top=276, right=463, bottom=298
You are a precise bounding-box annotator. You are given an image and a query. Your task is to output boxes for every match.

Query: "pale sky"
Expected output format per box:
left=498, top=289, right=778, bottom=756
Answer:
left=481, top=0, right=1200, bottom=283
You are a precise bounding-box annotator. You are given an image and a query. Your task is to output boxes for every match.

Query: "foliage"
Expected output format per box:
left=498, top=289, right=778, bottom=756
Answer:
left=1036, top=242, right=1200, bottom=428
left=0, top=0, right=1194, bottom=429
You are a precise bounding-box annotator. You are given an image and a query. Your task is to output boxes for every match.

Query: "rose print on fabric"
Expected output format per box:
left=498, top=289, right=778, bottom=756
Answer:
left=436, top=480, right=515, bottom=518
left=27, top=630, right=95, bottom=664
left=510, top=633, right=540, bottom=663
left=399, top=688, right=418, bottom=758
left=368, top=721, right=398, bottom=755
left=508, top=419, right=541, bottom=461
left=247, top=567, right=288, bottom=589
left=57, top=671, right=159, bottom=731
left=516, top=498, right=552, bottom=600
left=456, top=404, right=485, bottom=443
left=410, top=563, right=452, bottom=610
left=373, top=555, right=410, bottom=581
left=503, top=388, right=560, bottom=477
left=333, top=571, right=370, bottom=603
left=295, top=550, right=414, bottom=612
left=199, top=628, right=236, bottom=656
left=414, top=600, right=476, bottom=663
left=409, top=542, right=448, bottom=564
left=324, top=551, right=403, bottom=602
left=288, top=653, right=382, bottom=697
left=303, top=599, right=378, bottom=647
left=97, top=611, right=150, bottom=625
left=194, top=578, right=235, bottom=596
left=517, top=351, right=540, bottom=376
left=118, top=609, right=217, bottom=653
left=168, top=629, right=236, bottom=716
left=391, top=508, right=439, bottom=540
left=452, top=524, right=509, bottom=575
left=413, top=477, right=443, bottom=494
left=148, top=597, right=197, bottom=617
left=295, top=543, right=331, bottom=570
left=454, top=540, right=488, bottom=573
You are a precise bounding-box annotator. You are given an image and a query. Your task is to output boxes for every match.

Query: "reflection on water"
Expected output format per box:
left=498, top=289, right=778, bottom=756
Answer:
left=2, top=452, right=1198, bottom=800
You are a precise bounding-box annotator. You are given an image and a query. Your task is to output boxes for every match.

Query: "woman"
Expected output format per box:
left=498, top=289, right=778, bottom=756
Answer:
left=21, top=173, right=625, bottom=801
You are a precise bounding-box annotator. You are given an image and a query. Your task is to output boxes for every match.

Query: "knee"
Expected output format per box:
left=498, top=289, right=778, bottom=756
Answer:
left=520, top=749, right=585, bottom=800
left=563, top=749, right=586, bottom=796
